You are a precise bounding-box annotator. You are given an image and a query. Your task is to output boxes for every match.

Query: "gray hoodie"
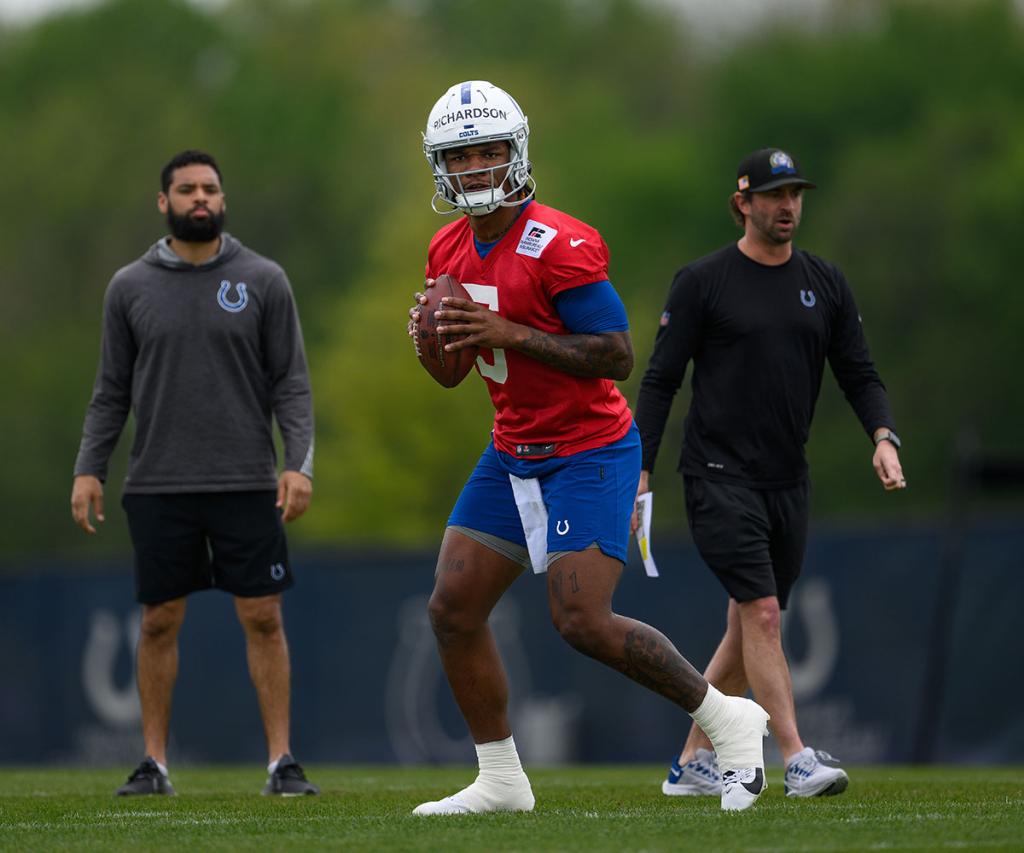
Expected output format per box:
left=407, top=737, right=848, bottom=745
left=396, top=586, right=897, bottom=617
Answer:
left=74, top=233, right=314, bottom=493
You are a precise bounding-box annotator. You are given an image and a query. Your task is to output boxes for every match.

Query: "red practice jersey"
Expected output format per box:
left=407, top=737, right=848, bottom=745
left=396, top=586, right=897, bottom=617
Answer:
left=425, top=201, right=633, bottom=457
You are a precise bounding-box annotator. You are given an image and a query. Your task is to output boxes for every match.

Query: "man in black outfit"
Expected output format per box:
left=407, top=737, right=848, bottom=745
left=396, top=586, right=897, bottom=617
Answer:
left=634, top=148, right=905, bottom=800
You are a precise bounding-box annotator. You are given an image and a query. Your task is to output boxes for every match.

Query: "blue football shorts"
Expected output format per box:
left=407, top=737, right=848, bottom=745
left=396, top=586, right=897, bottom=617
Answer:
left=448, top=422, right=641, bottom=565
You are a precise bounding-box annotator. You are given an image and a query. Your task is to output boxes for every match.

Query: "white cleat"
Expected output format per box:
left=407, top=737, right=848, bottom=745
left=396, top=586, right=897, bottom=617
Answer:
left=784, top=748, right=849, bottom=797
left=661, top=748, right=721, bottom=796
left=709, top=696, right=770, bottom=811
left=721, top=767, right=767, bottom=811
left=412, top=777, right=535, bottom=816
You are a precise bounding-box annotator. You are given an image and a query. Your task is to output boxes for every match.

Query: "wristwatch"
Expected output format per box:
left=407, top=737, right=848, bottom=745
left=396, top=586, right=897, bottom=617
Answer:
left=873, top=429, right=901, bottom=450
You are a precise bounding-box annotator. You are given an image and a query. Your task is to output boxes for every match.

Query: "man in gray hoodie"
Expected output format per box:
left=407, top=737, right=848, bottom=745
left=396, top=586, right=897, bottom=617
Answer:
left=71, top=150, right=318, bottom=797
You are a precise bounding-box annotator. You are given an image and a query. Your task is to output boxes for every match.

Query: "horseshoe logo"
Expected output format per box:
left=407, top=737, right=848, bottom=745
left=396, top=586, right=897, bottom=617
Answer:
left=783, top=578, right=839, bottom=700
left=800, top=289, right=816, bottom=308
left=555, top=520, right=570, bottom=536
left=82, top=609, right=142, bottom=726
left=217, top=281, right=249, bottom=313
left=384, top=595, right=532, bottom=762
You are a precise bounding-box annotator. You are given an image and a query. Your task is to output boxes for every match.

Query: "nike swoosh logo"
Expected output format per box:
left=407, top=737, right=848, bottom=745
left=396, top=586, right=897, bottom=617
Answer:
left=741, top=768, right=765, bottom=795
left=569, top=238, right=585, bottom=247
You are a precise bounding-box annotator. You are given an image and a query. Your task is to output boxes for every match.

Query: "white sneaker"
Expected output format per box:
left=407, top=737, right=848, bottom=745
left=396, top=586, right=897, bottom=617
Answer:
left=661, top=748, right=721, bottom=796
left=721, top=767, right=767, bottom=811
left=708, top=696, right=770, bottom=811
left=784, top=748, right=849, bottom=797
left=412, top=775, right=535, bottom=816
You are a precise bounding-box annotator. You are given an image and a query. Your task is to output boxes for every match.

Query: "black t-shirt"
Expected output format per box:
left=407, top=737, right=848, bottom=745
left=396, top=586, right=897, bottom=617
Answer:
left=635, top=243, right=894, bottom=488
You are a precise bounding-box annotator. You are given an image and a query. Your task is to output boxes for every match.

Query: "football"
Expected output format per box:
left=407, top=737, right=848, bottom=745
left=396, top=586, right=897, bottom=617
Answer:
left=413, top=274, right=480, bottom=388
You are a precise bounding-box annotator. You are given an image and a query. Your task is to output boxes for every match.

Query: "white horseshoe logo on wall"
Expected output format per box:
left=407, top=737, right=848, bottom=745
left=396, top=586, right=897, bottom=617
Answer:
left=384, top=595, right=532, bottom=762
left=82, top=609, right=142, bottom=726
left=783, top=578, right=839, bottom=700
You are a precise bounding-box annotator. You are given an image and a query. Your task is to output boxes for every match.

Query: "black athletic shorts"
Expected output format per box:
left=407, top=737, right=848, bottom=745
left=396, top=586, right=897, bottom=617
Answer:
left=121, top=491, right=293, bottom=605
left=683, top=475, right=809, bottom=609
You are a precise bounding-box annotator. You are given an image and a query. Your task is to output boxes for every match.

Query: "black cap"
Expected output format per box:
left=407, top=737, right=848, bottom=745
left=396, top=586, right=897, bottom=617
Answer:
left=736, top=148, right=816, bottom=193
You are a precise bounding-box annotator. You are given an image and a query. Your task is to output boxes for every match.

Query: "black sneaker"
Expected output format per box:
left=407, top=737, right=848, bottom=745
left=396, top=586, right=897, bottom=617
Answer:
left=262, top=754, right=320, bottom=796
left=116, top=757, right=176, bottom=796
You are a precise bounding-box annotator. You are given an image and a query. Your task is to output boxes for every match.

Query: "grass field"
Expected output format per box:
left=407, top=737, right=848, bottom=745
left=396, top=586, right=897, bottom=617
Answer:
left=1, top=765, right=1021, bottom=851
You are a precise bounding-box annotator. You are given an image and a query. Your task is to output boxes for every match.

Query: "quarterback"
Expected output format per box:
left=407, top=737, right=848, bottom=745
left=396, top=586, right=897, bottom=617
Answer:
left=407, top=81, right=772, bottom=815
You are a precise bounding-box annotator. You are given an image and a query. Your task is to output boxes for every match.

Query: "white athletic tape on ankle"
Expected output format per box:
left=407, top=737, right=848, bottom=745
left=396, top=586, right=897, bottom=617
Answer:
left=691, top=687, right=767, bottom=771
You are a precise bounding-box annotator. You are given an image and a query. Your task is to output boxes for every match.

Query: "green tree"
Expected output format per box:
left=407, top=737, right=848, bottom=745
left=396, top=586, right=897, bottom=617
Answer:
left=1, top=0, right=1021, bottom=561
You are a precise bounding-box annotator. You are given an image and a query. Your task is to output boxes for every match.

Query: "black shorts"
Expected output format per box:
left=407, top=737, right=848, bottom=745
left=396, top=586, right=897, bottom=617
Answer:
left=122, top=491, right=293, bottom=605
left=683, top=475, right=809, bottom=609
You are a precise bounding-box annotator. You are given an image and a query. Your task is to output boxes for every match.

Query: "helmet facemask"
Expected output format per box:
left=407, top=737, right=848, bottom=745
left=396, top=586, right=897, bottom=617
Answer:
left=429, top=135, right=534, bottom=216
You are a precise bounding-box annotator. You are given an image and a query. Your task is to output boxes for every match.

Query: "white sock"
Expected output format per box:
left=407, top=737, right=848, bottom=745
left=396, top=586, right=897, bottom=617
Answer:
left=153, top=759, right=169, bottom=778
left=784, top=747, right=808, bottom=766
left=267, top=758, right=279, bottom=774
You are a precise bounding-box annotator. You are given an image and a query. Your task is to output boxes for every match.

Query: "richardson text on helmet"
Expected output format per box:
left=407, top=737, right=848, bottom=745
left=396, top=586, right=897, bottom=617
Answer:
left=433, top=108, right=509, bottom=130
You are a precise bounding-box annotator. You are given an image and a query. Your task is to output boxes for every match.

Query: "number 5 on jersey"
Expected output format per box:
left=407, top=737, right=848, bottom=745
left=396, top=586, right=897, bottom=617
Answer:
left=463, top=282, right=508, bottom=384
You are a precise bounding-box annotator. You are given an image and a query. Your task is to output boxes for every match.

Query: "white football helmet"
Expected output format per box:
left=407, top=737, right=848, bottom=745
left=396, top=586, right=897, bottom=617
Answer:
left=423, top=80, right=535, bottom=215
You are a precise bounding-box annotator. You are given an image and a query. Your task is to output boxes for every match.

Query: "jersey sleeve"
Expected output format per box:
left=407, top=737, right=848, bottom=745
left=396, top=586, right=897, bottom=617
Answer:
left=425, top=222, right=458, bottom=281
left=553, top=280, right=629, bottom=333
left=634, top=266, right=705, bottom=472
left=425, top=233, right=441, bottom=280
left=542, top=225, right=610, bottom=298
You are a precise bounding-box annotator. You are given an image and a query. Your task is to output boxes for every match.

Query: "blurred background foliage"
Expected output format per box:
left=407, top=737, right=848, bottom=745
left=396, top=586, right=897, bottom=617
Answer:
left=1, top=0, right=1021, bottom=561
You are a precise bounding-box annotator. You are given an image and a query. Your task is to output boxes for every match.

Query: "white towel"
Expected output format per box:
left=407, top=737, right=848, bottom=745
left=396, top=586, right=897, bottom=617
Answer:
left=509, top=475, right=549, bottom=574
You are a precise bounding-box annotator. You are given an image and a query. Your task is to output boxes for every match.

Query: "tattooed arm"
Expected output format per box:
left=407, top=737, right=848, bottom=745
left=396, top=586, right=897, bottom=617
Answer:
left=518, top=328, right=633, bottom=380
left=435, top=297, right=634, bottom=380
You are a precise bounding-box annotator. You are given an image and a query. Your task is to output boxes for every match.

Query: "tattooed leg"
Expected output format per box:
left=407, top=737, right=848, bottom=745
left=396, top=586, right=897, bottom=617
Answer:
left=610, top=619, right=707, bottom=711
left=548, top=550, right=708, bottom=713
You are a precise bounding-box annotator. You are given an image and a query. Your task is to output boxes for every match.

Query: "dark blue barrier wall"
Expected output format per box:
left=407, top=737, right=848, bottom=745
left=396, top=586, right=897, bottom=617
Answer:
left=2, top=522, right=1022, bottom=766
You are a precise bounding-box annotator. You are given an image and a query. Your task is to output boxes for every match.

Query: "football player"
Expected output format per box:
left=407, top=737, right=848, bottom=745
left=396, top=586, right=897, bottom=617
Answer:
left=407, top=81, right=771, bottom=814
